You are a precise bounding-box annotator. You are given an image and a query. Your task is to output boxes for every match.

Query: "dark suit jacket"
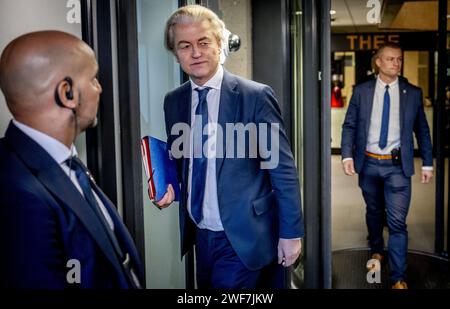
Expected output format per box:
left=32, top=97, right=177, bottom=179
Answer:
left=341, top=78, right=433, bottom=177
left=164, top=70, right=304, bottom=271
left=0, top=122, right=143, bottom=288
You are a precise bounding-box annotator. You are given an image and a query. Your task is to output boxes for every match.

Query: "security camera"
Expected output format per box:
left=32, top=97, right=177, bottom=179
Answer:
left=220, top=28, right=241, bottom=64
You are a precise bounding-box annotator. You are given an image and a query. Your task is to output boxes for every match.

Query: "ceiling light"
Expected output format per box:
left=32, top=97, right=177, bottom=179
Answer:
left=330, top=10, right=336, bottom=15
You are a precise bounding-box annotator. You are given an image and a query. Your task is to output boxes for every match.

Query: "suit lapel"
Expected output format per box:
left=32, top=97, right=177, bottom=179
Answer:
left=365, top=80, right=376, bottom=137
left=216, top=70, right=239, bottom=177
left=177, top=82, right=192, bottom=203
left=4, top=123, right=125, bottom=278
left=177, top=82, right=192, bottom=126
left=91, top=183, right=144, bottom=279
left=399, top=79, right=408, bottom=135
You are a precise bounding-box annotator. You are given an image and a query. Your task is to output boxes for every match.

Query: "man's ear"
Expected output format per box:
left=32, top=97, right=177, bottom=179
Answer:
left=375, top=58, right=381, bottom=69
left=174, top=52, right=180, bottom=64
left=55, top=78, right=77, bottom=110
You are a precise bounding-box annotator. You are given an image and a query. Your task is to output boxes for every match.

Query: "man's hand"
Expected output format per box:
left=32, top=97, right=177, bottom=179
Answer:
left=277, top=238, right=302, bottom=267
left=342, top=159, right=356, bottom=176
left=421, top=170, right=433, bottom=184
left=154, top=184, right=175, bottom=208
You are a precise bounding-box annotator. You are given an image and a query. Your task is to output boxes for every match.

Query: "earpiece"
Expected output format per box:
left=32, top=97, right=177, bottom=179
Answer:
left=54, top=76, right=73, bottom=108
left=64, top=77, right=73, bottom=100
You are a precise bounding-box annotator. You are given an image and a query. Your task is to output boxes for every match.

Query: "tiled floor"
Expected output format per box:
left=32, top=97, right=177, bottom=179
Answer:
left=331, top=155, right=444, bottom=253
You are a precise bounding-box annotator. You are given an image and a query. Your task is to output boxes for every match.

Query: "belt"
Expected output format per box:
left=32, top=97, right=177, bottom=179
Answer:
left=365, top=151, right=392, bottom=160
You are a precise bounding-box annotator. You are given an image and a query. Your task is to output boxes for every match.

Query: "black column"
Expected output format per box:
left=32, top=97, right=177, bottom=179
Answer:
left=302, top=0, right=320, bottom=289
left=319, top=0, right=332, bottom=289
left=435, top=0, right=447, bottom=255
left=80, top=0, right=117, bottom=205
left=252, top=0, right=293, bottom=141
left=116, top=0, right=145, bottom=278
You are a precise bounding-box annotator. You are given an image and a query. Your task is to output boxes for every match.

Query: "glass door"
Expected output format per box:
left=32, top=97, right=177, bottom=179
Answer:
left=136, top=0, right=185, bottom=288
left=330, top=0, right=438, bottom=255
left=291, top=0, right=305, bottom=288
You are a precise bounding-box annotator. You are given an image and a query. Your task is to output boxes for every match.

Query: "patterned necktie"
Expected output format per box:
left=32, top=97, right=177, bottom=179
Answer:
left=191, top=87, right=210, bottom=224
left=379, top=85, right=390, bottom=149
left=67, top=157, right=101, bottom=215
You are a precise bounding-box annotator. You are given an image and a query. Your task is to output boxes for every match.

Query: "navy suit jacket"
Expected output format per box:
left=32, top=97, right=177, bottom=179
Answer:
left=0, top=122, right=143, bottom=288
left=164, top=70, right=304, bottom=271
left=341, top=78, right=433, bottom=177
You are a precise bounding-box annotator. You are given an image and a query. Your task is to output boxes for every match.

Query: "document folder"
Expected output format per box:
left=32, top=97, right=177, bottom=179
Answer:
left=140, top=136, right=180, bottom=202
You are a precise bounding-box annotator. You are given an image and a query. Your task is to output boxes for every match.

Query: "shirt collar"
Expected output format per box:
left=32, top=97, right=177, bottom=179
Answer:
left=190, top=65, right=224, bottom=91
left=13, top=119, right=77, bottom=164
left=377, top=76, right=398, bottom=89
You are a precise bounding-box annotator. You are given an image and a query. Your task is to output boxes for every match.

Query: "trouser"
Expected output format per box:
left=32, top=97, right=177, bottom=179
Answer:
left=194, top=228, right=286, bottom=288
left=359, top=156, right=411, bottom=283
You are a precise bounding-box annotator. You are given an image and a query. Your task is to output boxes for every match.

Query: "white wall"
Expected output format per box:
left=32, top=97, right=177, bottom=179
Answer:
left=0, top=0, right=85, bottom=159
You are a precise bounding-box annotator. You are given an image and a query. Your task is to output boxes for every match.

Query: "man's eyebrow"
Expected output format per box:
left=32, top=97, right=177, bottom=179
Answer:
left=198, top=37, right=210, bottom=41
left=177, top=40, right=191, bottom=45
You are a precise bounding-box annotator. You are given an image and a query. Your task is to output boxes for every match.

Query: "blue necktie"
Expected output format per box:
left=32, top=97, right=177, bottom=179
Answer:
left=191, top=87, right=210, bottom=224
left=67, top=156, right=142, bottom=289
left=67, top=157, right=102, bottom=216
left=66, top=157, right=122, bottom=253
left=379, top=85, right=390, bottom=149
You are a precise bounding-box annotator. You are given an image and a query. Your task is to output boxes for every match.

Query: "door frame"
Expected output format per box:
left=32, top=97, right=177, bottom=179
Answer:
left=301, top=0, right=331, bottom=288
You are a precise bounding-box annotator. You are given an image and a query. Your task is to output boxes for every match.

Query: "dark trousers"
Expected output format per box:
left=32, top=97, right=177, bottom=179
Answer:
left=194, top=228, right=285, bottom=289
left=359, top=157, right=411, bottom=283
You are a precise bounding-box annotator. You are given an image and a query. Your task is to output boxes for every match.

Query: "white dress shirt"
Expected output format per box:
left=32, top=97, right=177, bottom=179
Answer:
left=13, top=119, right=115, bottom=230
left=187, top=65, right=224, bottom=231
left=366, top=77, right=401, bottom=155
left=342, top=77, right=433, bottom=171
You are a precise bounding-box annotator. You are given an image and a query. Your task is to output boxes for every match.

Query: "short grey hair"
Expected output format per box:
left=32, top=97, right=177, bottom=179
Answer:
left=164, top=5, right=225, bottom=53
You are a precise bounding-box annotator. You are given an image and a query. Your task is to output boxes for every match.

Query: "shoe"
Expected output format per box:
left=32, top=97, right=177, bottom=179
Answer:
left=367, top=253, right=383, bottom=271
left=391, top=280, right=408, bottom=289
